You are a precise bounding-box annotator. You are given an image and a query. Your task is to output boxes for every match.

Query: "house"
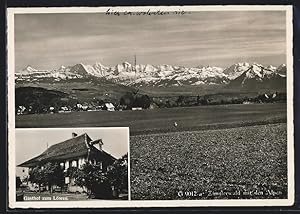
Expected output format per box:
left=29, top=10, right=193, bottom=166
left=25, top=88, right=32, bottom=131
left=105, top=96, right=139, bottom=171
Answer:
left=104, top=103, right=115, bottom=111
left=18, top=132, right=116, bottom=193
left=49, top=106, right=55, bottom=114
left=76, top=103, right=83, bottom=110
left=16, top=105, right=26, bottom=115
left=81, top=105, right=89, bottom=111
left=132, top=107, right=142, bottom=111
left=58, top=106, right=71, bottom=113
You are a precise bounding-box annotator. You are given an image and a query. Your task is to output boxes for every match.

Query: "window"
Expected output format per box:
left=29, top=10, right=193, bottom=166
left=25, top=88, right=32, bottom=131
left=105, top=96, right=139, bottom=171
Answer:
left=65, top=161, right=69, bottom=169
left=71, top=160, right=77, bottom=167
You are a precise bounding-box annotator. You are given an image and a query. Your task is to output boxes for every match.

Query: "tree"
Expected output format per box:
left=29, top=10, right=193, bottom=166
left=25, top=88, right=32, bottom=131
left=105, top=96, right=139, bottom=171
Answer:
left=71, top=156, right=128, bottom=199
left=74, top=162, right=110, bottom=198
left=29, top=166, right=44, bottom=192
left=176, top=95, right=184, bottom=106
left=134, top=95, right=151, bottom=109
left=16, top=176, right=22, bottom=189
left=119, top=93, right=135, bottom=109
left=107, top=154, right=128, bottom=196
left=43, top=162, right=64, bottom=193
left=66, top=166, right=80, bottom=178
left=165, top=100, right=171, bottom=108
left=201, top=95, right=209, bottom=105
left=29, top=162, right=64, bottom=193
left=197, top=95, right=201, bottom=105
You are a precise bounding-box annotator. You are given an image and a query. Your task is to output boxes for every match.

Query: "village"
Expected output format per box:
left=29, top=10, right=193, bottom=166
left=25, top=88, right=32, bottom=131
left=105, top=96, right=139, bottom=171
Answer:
left=16, top=91, right=286, bottom=116
left=17, top=102, right=117, bottom=115
left=15, top=92, right=149, bottom=115
left=16, top=102, right=147, bottom=115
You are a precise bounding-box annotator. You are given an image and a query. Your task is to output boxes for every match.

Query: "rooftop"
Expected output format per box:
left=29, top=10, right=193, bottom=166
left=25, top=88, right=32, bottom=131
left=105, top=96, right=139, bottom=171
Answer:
left=18, top=133, right=116, bottom=167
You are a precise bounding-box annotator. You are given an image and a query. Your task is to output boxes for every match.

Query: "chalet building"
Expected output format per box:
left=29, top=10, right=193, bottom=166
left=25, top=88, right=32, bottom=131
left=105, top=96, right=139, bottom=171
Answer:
left=104, top=103, right=115, bottom=111
left=18, top=132, right=116, bottom=193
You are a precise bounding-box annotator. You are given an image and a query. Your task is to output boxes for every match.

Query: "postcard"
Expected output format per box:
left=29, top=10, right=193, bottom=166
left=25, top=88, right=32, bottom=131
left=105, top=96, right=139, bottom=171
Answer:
left=7, top=5, right=294, bottom=208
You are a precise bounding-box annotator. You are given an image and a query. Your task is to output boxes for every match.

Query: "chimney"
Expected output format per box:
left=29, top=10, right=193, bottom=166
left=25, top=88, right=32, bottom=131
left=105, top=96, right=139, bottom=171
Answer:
left=72, top=132, right=78, bottom=138
left=98, top=139, right=103, bottom=151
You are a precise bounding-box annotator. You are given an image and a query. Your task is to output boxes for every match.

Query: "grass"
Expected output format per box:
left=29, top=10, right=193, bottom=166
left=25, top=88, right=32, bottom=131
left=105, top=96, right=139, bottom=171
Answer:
left=130, top=123, right=287, bottom=200
left=16, top=103, right=286, bottom=134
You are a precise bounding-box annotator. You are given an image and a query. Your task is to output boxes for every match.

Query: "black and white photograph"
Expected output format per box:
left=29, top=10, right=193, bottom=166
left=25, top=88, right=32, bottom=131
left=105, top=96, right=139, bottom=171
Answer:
left=8, top=6, right=293, bottom=207
left=15, top=128, right=129, bottom=201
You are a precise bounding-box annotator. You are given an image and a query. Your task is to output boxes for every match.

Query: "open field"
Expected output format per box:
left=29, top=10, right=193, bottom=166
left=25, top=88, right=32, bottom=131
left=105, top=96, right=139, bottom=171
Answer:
left=16, top=103, right=286, bottom=134
left=130, top=123, right=287, bottom=200
left=15, top=103, right=288, bottom=200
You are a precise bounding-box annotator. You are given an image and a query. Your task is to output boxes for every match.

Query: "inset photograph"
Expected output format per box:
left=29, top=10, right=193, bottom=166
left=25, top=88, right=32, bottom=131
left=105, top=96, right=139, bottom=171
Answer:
left=15, top=128, right=129, bottom=201
left=8, top=5, right=293, bottom=207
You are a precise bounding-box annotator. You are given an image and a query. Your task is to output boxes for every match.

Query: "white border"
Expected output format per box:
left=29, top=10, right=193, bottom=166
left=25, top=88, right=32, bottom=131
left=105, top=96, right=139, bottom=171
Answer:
left=7, top=5, right=294, bottom=208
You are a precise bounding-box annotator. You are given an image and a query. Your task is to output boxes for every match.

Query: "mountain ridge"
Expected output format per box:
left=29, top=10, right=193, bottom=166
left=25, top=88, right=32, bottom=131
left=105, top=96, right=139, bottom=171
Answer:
left=16, top=62, right=286, bottom=90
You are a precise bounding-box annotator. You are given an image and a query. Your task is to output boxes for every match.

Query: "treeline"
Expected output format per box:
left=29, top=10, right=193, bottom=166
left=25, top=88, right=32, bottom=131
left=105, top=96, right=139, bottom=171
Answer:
left=151, top=92, right=286, bottom=108
left=15, top=87, right=78, bottom=114
left=15, top=87, right=152, bottom=115
left=15, top=86, right=287, bottom=115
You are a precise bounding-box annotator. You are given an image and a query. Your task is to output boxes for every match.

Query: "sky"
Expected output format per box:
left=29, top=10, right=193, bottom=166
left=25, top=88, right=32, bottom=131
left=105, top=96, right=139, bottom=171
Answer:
left=15, top=128, right=129, bottom=171
left=15, top=10, right=287, bottom=71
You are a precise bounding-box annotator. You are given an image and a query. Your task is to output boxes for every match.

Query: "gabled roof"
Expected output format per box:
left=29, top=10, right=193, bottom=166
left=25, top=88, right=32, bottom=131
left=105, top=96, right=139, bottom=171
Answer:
left=18, top=133, right=115, bottom=167
left=89, top=144, right=116, bottom=164
left=105, top=103, right=115, bottom=108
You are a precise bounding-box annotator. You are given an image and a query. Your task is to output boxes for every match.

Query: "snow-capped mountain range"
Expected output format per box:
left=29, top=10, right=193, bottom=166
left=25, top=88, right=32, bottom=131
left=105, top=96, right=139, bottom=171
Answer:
left=15, top=62, right=286, bottom=88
